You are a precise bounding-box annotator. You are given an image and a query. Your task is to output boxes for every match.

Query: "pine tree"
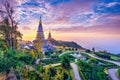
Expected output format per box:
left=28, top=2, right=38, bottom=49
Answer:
left=92, top=47, right=95, bottom=54
left=34, top=34, right=44, bottom=53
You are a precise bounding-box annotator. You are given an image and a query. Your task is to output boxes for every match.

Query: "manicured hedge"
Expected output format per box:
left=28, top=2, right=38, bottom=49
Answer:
left=77, top=60, right=110, bottom=80
left=95, top=52, right=111, bottom=60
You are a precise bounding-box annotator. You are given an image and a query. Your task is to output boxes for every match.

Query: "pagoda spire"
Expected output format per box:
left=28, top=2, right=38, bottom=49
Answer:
left=47, top=29, right=52, bottom=44
left=36, top=16, right=45, bottom=41
left=49, top=29, right=51, bottom=38
left=39, top=16, right=42, bottom=25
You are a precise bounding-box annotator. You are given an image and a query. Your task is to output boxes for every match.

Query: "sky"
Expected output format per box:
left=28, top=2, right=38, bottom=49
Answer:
left=0, top=0, right=120, bottom=54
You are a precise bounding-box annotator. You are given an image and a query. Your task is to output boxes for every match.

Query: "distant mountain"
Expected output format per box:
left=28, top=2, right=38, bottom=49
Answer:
left=49, top=39, right=83, bottom=49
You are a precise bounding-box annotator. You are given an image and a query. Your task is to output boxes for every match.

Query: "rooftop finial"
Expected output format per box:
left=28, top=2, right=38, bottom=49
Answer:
left=39, top=16, right=42, bottom=24
left=40, top=16, right=41, bottom=20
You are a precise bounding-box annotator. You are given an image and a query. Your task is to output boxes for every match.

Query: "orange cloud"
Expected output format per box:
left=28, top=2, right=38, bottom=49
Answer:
left=22, top=26, right=31, bottom=30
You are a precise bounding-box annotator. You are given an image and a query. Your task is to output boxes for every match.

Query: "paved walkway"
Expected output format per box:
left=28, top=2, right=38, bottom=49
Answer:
left=59, top=51, right=120, bottom=66
left=42, top=51, right=120, bottom=80
left=59, top=51, right=75, bottom=57
left=59, top=51, right=120, bottom=80
left=84, top=53, right=120, bottom=80
left=108, top=68, right=119, bottom=80
left=43, top=63, right=61, bottom=68
left=44, top=62, right=82, bottom=80
left=85, top=53, right=120, bottom=66
left=70, top=63, right=82, bottom=80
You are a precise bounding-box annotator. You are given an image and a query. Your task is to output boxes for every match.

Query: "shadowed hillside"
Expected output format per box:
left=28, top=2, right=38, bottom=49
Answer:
left=49, top=39, right=83, bottom=48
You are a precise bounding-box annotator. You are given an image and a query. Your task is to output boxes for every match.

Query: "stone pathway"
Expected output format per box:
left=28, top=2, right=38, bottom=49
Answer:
left=70, top=63, right=82, bottom=80
left=108, top=68, right=119, bottom=80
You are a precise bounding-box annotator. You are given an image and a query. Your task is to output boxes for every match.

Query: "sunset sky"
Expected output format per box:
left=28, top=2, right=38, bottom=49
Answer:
left=0, top=0, right=120, bottom=54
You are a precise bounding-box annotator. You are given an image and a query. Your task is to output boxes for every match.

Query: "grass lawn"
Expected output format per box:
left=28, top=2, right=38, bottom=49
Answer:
left=111, top=56, right=120, bottom=61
